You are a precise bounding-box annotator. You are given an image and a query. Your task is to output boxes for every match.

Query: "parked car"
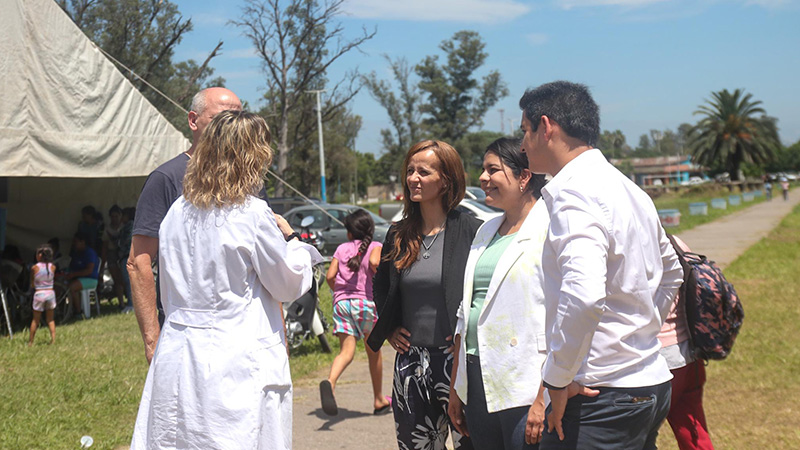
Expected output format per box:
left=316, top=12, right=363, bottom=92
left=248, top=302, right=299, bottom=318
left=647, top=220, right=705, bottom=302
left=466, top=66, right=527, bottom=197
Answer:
left=378, top=203, right=403, bottom=220
left=269, top=196, right=321, bottom=215
left=390, top=198, right=502, bottom=223
left=283, top=204, right=390, bottom=257
left=680, top=176, right=708, bottom=186
left=465, top=186, right=486, bottom=201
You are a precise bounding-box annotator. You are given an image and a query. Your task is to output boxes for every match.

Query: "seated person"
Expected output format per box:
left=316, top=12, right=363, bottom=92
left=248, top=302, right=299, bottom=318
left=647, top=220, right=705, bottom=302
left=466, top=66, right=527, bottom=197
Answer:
left=67, top=232, right=99, bottom=315
left=77, top=205, right=102, bottom=254
left=117, top=207, right=135, bottom=312
left=48, top=237, right=70, bottom=272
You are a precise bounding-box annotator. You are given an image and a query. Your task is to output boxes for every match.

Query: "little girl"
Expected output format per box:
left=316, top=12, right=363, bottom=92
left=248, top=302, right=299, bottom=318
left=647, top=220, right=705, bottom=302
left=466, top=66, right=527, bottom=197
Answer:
left=320, top=209, right=391, bottom=416
left=29, top=244, right=57, bottom=346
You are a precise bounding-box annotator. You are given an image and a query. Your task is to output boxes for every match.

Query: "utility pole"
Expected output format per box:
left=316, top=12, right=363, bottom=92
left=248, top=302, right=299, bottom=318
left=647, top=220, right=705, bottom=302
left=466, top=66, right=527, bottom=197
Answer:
left=508, top=118, right=515, bottom=135
left=499, top=108, right=505, bottom=133
left=307, top=90, right=327, bottom=202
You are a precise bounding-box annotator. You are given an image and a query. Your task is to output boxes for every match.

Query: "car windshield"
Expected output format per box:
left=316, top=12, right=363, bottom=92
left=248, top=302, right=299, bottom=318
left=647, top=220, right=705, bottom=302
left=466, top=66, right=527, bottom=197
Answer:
left=347, top=208, right=388, bottom=225
left=463, top=199, right=496, bottom=213
left=466, top=186, right=486, bottom=200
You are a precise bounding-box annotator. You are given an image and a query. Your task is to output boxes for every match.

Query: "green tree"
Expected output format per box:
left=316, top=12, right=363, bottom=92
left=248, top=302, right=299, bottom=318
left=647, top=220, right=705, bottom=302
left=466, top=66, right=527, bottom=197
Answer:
left=58, top=0, right=223, bottom=135
left=597, top=130, right=630, bottom=159
left=233, top=0, right=375, bottom=196
left=766, top=139, right=800, bottom=173
left=635, top=134, right=653, bottom=154
left=689, top=89, right=780, bottom=181
left=415, top=30, right=509, bottom=144
left=363, top=56, right=424, bottom=184
left=453, top=130, right=506, bottom=184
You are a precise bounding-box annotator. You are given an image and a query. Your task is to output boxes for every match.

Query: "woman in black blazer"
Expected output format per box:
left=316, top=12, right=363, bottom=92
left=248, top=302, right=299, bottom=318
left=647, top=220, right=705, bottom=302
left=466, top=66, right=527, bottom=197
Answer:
left=367, top=140, right=481, bottom=450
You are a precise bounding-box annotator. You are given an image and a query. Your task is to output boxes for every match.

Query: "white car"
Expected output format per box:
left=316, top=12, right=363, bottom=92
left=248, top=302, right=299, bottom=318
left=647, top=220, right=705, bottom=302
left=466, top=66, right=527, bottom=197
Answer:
left=390, top=198, right=502, bottom=223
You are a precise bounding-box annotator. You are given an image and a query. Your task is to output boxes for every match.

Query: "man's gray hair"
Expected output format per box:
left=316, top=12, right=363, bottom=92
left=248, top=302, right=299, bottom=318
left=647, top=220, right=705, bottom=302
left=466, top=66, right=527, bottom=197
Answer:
left=190, top=90, right=207, bottom=115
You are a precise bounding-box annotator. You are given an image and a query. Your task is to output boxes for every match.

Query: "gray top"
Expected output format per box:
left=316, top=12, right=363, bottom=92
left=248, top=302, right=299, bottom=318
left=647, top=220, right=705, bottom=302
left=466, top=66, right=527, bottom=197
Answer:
left=399, top=229, right=450, bottom=347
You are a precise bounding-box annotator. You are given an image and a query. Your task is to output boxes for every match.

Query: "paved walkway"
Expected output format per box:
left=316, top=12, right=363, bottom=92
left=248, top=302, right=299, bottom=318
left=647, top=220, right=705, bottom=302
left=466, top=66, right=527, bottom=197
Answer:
left=292, top=190, right=800, bottom=450
left=678, top=191, right=799, bottom=269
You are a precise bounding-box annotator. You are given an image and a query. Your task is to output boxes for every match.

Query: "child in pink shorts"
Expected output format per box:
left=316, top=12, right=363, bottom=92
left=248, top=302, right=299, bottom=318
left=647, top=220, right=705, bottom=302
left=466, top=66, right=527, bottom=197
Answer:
left=29, top=244, right=57, bottom=346
left=319, top=209, right=391, bottom=416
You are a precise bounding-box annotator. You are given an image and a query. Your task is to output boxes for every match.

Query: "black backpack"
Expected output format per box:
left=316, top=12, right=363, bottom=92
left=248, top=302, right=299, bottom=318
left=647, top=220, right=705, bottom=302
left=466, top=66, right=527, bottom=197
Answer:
left=667, top=234, right=744, bottom=361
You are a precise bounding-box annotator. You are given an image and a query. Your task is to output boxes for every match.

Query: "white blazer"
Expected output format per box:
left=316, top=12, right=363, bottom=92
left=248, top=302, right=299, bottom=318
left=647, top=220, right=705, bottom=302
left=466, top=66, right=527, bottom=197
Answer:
left=453, top=199, right=550, bottom=413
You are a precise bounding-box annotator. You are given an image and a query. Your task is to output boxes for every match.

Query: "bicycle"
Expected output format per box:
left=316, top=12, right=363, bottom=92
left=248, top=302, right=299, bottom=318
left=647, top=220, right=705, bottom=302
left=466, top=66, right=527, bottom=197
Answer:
left=52, top=279, right=73, bottom=324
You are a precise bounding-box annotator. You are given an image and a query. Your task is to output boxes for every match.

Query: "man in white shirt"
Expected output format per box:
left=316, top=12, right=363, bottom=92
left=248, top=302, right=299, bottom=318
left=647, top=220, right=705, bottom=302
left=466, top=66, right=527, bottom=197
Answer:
left=518, top=81, right=684, bottom=449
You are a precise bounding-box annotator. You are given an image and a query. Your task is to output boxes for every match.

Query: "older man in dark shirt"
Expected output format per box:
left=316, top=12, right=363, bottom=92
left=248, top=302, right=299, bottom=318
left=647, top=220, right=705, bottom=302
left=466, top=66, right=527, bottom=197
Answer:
left=128, top=88, right=248, bottom=364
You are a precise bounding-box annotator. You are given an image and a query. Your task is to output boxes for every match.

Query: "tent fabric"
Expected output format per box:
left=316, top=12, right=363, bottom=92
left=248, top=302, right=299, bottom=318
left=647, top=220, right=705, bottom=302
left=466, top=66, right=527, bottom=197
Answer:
left=0, top=0, right=190, bottom=258
left=4, top=177, right=146, bottom=259
left=0, top=0, right=189, bottom=178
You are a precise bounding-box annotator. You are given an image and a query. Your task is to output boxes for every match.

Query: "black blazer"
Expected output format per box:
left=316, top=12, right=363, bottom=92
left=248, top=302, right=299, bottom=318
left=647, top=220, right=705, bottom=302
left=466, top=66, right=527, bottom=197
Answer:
left=367, top=209, right=482, bottom=352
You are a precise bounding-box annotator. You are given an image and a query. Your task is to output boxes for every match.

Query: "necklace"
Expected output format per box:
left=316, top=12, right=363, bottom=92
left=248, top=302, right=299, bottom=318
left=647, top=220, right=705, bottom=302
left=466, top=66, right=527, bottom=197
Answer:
left=421, top=219, right=447, bottom=260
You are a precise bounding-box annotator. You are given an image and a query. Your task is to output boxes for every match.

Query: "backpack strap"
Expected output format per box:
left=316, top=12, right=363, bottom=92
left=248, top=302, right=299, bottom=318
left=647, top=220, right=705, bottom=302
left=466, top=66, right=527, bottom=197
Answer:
left=666, top=233, right=699, bottom=357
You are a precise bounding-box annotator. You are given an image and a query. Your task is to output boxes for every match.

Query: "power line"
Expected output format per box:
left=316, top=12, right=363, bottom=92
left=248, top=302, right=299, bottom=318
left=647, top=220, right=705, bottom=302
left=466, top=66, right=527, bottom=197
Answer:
left=90, top=40, right=344, bottom=226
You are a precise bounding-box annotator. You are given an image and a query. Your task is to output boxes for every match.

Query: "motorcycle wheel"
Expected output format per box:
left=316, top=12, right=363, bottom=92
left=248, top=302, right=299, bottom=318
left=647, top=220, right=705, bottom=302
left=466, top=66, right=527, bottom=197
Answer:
left=318, top=333, right=332, bottom=353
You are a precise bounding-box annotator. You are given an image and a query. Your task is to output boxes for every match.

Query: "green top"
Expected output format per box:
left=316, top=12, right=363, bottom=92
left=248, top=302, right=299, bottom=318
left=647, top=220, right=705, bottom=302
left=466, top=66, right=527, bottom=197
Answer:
left=466, top=232, right=517, bottom=356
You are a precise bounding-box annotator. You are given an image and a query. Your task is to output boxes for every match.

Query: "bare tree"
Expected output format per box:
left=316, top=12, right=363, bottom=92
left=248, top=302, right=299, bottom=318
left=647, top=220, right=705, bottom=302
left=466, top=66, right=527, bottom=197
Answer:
left=363, top=56, right=424, bottom=180
left=232, top=0, right=376, bottom=195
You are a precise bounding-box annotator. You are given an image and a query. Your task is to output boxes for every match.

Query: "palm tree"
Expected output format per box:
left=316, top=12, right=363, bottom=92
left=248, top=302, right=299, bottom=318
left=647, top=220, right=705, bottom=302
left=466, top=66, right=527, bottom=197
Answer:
left=688, top=89, right=780, bottom=181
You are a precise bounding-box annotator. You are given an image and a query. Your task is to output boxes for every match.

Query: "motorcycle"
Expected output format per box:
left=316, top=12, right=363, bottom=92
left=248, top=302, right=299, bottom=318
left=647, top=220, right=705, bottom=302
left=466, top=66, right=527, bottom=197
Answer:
left=283, top=215, right=332, bottom=354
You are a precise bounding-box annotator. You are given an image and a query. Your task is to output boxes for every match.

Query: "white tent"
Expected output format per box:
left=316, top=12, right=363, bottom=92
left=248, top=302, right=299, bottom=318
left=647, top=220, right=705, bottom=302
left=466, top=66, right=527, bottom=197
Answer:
left=0, top=0, right=189, bottom=258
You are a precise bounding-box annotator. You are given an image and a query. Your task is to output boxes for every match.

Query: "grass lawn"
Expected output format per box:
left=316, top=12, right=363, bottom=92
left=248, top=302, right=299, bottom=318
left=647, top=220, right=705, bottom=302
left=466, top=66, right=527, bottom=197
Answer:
left=0, top=284, right=343, bottom=450
left=656, top=204, right=800, bottom=449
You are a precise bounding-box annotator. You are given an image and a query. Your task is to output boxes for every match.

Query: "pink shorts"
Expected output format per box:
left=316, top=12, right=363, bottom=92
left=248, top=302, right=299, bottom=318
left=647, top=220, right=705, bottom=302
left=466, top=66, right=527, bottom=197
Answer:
left=33, top=290, right=56, bottom=312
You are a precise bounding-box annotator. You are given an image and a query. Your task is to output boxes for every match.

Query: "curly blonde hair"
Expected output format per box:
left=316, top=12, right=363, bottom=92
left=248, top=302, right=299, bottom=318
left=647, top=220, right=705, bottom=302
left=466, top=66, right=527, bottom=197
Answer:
left=184, top=110, right=272, bottom=209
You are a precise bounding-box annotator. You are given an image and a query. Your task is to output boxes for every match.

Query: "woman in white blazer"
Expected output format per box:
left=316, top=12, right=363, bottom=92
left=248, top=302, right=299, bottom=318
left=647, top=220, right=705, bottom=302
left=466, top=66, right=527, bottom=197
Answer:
left=448, top=138, right=550, bottom=449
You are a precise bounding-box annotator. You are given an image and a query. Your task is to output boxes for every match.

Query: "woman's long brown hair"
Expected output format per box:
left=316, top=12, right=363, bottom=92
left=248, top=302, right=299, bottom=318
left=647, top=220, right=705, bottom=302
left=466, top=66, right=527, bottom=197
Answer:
left=386, top=140, right=466, bottom=270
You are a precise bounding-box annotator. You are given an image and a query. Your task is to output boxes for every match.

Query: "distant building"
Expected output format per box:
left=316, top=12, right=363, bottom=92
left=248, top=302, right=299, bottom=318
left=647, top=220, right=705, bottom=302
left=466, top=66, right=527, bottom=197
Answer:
left=610, top=155, right=705, bottom=186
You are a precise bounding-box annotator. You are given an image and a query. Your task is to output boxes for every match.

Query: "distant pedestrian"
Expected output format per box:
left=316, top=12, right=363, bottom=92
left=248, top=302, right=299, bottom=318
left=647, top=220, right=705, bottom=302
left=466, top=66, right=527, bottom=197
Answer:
left=28, top=244, right=57, bottom=346
left=781, top=178, right=789, bottom=201
left=764, top=181, right=772, bottom=201
left=320, top=209, right=390, bottom=417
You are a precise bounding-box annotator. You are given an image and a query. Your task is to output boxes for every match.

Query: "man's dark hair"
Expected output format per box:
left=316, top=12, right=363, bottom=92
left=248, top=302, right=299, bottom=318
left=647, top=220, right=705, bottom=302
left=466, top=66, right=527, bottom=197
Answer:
left=81, top=205, right=96, bottom=216
left=73, top=231, right=88, bottom=243
left=518, top=81, right=600, bottom=147
left=109, top=204, right=122, bottom=216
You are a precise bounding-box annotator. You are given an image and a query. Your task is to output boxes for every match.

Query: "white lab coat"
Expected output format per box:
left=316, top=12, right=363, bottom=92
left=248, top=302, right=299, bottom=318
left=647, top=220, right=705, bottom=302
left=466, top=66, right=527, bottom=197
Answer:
left=453, top=200, right=550, bottom=413
left=131, top=196, right=321, bottom=450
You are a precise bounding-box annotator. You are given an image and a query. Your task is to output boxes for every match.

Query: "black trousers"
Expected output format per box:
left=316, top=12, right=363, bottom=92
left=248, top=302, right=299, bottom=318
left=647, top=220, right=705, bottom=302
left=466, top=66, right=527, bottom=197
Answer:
left=463, top=356, right=538, bottom=450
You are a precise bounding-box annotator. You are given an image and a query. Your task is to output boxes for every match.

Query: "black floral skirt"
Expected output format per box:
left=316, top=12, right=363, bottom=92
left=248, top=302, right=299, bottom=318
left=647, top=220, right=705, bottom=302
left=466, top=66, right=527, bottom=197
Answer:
left=392, top=346, right=474, bottom=450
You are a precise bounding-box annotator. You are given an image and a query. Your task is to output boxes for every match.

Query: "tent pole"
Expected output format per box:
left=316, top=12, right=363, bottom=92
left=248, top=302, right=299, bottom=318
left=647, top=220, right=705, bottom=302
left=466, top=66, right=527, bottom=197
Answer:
left=0, top=283, right=13, bottom=338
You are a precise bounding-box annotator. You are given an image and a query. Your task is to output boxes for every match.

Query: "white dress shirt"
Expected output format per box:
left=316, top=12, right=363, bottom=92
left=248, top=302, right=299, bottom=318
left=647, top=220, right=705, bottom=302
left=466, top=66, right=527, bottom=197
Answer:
left=540, top=149, right=683, bottom=389
left=453, top=200, right=549, bottom=413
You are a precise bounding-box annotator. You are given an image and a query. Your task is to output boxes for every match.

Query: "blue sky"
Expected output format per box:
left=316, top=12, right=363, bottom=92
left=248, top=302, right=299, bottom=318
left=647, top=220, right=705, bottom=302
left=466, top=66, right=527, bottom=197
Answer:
left=171, top=0, right=800, bottom=155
